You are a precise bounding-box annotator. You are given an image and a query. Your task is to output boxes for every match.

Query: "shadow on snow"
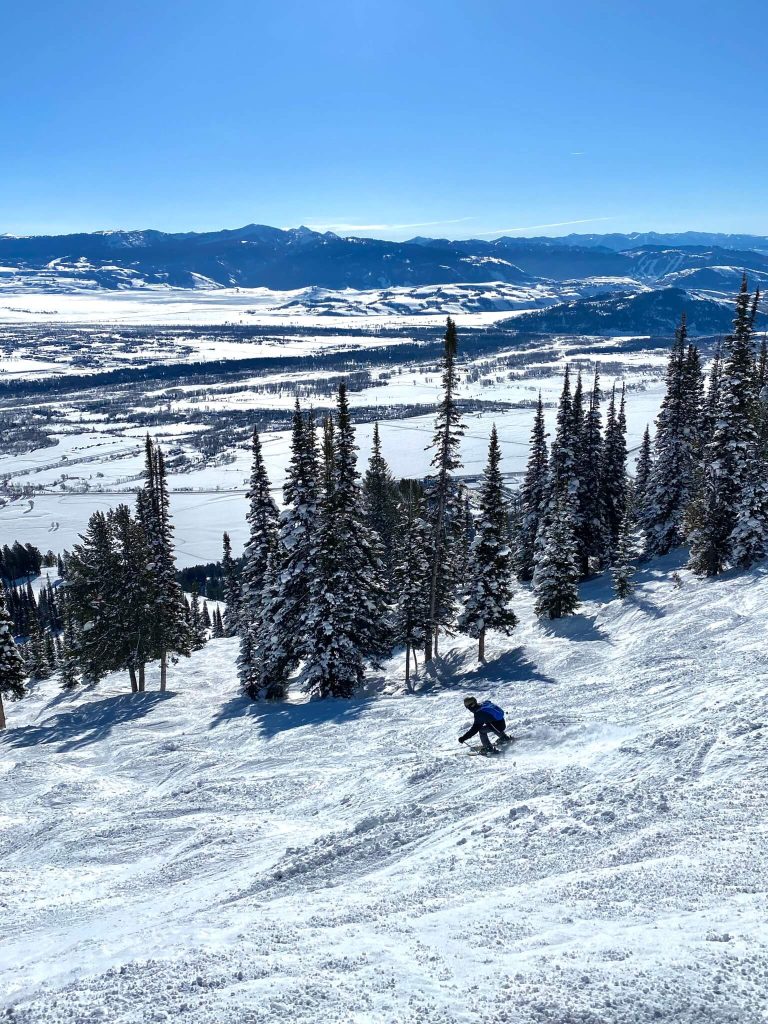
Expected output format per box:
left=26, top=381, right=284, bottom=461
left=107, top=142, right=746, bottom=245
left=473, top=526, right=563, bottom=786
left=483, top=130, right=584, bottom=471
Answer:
left=414, top=645, right=558, bottom=691
left=210, top=692, right=369, bottom=737
left=2, top=691, right=173, bottom=752
left=538, top=612, right=611, bottom=643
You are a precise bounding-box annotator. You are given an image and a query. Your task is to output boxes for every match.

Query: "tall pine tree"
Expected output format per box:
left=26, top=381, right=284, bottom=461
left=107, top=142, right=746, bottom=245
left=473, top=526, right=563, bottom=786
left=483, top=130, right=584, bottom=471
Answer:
left=533, top=493, right=580, bottom=620
left=303, top=383, right=390, bottom=698
left=393, top=483, right=431, bottom=691
left=250, top=402, right=320, bottom=699
left=576, top=371, right=607, bottom=576
left=690, top=278, right=764, bottom=574
left=238, top=427, right=279, bottom=682
left=137, top=437, right=190, bottom=690
left=644, top=316, right=702, bottom=555
left=425, top=318, right=466, bottom=662
left=363, top=422, right=401, bottom=571
left=634, top=425, right=653, bottom=522
left=220, top=532, right=241, bottom=638
left=458, top=426, right=517, bottom=661
left=517, top=395, right=549, bottom=582
left=547, top=366, right=578, bottom=499
left=601, top=384, right=628, bottom=560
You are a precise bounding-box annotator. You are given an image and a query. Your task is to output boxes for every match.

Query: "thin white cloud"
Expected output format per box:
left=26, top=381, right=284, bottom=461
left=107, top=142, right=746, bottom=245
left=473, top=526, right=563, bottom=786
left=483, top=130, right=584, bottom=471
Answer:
left=475, top=216, right=615, bottom=237
left=301, top=217, right=473, bottom=233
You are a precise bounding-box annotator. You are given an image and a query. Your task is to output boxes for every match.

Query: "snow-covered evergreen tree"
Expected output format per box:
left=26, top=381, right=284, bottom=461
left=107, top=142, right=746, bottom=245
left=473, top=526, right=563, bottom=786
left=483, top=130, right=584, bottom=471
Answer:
left=425, top=317, right=466, bottom=662
left=547, top=366, right=578, bottom=498
left=453, top=484, right=475, bottom=582
left=612, top=501, right=638, bottom=599
left=601, top=384, right=628, bottom=560
left=24, top=618, right=52, bottom=682
left=238, top=427, right=279, bottom=680
left=220, top=532, right=241, bottom=638
left=303, top=383, right=390, bottom=698
left=58, top=616, right=80, bottom=691
left=644, top=316, right=702, bottom=555
left=701, top=342, right=723, bottom=443
left=684, top=343, right=706, bottom=458
left=516, top=394, right=549, bottom=582
left=633, top=425, right=653, bottom=521
left=575, top=372, right=607, bottom=576
left=729, top=469, right=768, bottom=569
left=756, top=339, right=768, bottom=453
left=533, top=494, right=580, bottom=620
left=458, top=425, right=517, bottom=661
left=211, top=607, right=224, bottom=638
left=250, top=402, right=320, bottom=699
left=0, top=581, right=26, bottom=730
left=757, top=336, right=768, bottom=392
left=690, top=278, right=763, bottom=575
left=110, top=503, right=155, bottom=692
left=44, top=629, right=57, bottom=671
left=242, top=429, right=279, bottom=608
left=573, top=370, right=585, bottom=462
left=64, top=510, right=120, bottom=685
left=393, top=483, right=431, bottom=691
left=188, top=585, right=207, bottom=650
left=363, top=422, right=401, bottom=570
left=137, top=437, right=191, bottom=689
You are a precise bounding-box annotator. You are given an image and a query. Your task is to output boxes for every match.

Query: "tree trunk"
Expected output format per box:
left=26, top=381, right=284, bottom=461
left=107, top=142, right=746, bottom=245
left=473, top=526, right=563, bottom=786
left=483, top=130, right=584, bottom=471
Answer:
left=478, top=628, right=486, bottom=664
left=412, top=646, right=418, bottom=671
left=426, top=507, right=444, bottom=665
left=434, top=625, right=439, bottom=657
left=160, top=651, right=167, bottom=692
left=0, top=692, right=5, bottom=731
left=138, top=663, right=146, bottom=692
left=128, top=666, right=138, bottom=693
left=405, top=644, right=411, bottom=693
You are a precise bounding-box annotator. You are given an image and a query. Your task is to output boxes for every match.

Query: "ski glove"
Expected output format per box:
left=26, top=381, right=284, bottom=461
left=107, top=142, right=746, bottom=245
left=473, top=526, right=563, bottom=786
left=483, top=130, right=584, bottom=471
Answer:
left=458, top=737, right=465, bottom=744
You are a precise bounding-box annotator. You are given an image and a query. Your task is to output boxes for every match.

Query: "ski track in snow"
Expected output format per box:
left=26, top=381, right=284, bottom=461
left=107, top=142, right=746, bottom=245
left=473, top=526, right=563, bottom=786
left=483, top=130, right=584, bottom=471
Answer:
left=2, top=555, right=768, bottom=1023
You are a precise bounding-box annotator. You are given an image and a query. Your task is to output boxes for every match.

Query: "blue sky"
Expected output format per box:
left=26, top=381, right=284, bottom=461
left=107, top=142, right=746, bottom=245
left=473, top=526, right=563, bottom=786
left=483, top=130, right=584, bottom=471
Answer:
left=2, top=0, right=767, bottom=239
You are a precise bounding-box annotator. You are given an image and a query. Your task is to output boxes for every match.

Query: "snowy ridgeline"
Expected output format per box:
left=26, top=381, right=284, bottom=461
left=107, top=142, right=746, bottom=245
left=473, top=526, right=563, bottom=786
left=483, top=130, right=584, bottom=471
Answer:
left=2, top=556, right=767, bottom=1023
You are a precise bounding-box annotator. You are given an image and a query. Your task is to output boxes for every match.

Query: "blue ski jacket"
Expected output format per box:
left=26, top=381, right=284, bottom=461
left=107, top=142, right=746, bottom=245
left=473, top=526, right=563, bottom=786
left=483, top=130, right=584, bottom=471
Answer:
left=459, top=702, right=507, bottom=742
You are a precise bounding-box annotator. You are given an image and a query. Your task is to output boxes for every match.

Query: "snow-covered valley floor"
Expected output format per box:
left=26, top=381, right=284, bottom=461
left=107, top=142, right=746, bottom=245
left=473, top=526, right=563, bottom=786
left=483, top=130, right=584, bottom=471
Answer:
left=3, top=556, right=768, bottom=1023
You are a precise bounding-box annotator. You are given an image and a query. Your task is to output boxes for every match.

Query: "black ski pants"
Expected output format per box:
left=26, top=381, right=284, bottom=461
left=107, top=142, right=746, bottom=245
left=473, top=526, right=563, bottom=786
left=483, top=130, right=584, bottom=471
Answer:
left=478, top=719, right=510, bottom=750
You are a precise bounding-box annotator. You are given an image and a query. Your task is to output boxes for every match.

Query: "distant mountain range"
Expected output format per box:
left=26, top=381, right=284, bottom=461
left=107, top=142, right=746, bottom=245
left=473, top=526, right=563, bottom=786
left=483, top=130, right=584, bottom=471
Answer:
left=2, top=224, right=768, bottom=293
left=1, top=225, right=766, bottom=336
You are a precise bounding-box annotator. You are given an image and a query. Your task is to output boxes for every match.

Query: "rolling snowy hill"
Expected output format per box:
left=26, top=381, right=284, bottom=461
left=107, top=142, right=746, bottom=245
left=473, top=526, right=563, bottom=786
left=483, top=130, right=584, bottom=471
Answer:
left=2, top=555, right=767, bottom=1023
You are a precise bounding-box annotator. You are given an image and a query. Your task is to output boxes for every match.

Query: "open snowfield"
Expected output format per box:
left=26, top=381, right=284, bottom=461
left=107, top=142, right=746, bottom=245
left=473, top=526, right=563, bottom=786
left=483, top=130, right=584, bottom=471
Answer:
left=0, top=286, right=546, bottom=328
left=2, top=557, right=767, bottom=1023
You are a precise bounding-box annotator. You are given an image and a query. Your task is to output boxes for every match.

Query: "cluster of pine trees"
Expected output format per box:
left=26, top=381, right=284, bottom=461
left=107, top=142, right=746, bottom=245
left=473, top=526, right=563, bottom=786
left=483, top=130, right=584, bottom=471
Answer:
left=0, top=437, right=224, bottom=727
left=640, top=276, right=768, bottom=575
left=59, top=436, right=203, bottom=692
left=0, top=541, right=53, bottom=585
left=225, top=320, right=518, bottom=699
left=517, top=365, right=630, bottom=617
left=4, top=574, right=64, bottom=682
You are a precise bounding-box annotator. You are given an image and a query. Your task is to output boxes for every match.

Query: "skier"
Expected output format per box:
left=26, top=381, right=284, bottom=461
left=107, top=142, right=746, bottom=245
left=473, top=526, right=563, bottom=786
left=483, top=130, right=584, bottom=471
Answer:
left=458, top=696, right=513, bottom=753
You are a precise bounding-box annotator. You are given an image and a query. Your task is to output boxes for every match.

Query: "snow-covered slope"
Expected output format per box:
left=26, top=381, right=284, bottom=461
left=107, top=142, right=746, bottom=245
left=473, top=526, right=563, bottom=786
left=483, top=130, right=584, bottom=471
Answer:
left=3, top=557, right=768, bottom=1023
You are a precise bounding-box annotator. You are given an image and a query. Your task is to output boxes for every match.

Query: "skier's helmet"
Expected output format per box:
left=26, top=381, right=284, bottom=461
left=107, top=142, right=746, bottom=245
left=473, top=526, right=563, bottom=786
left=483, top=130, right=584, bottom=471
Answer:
left=464, top=697, right=478, bottom=710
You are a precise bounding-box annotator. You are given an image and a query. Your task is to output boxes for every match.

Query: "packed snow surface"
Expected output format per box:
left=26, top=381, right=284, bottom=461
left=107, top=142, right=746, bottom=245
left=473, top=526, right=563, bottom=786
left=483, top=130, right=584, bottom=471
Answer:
left=3, top=557, right=767, bottom=1022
